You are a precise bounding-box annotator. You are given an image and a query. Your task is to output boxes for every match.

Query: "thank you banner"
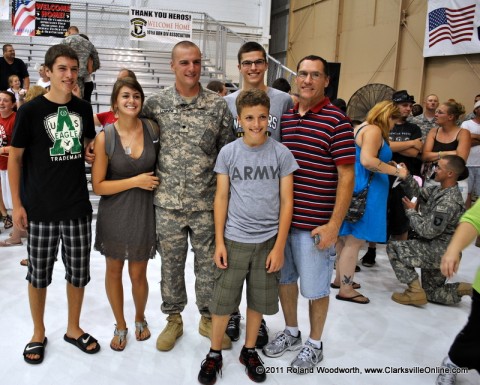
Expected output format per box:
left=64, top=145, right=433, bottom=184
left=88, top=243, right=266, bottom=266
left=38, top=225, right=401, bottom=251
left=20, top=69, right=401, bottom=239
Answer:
left=129, top=7, right=193, bottom=43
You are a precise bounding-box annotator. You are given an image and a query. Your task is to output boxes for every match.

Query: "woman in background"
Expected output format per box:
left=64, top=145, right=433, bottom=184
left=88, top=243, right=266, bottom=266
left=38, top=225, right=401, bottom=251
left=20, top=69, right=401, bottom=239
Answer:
left=421, top=100, right=470, bottom=200
left=333, top=101, right=407, bottom=304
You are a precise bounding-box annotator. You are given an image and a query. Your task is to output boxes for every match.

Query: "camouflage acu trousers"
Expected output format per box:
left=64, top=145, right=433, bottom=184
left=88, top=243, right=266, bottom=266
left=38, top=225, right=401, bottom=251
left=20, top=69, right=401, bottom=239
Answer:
left=155, top=207, right=215, bottom=316
left=76, top=77, right=85, bottom=98
left=387, top=239, right=462, bottom=305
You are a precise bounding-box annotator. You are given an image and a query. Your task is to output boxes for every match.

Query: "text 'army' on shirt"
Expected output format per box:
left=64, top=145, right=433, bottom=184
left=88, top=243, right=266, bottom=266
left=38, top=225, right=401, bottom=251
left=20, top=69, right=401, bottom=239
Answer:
left=231, top=165, right=280, bottom=181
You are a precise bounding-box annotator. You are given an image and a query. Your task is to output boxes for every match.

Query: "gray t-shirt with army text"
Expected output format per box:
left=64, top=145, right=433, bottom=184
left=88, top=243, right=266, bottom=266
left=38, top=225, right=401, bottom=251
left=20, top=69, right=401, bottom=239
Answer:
left=214, top=137, right=299, bottom=243
left=224, top=87, right=294, bottom=142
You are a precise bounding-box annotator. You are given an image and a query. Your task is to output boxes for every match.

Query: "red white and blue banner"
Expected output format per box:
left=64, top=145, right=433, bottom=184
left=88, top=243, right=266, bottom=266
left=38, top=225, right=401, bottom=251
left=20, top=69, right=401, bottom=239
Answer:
left=423, top=0, right=480, bottom=57
left=12, top=0, right=36, bottom=36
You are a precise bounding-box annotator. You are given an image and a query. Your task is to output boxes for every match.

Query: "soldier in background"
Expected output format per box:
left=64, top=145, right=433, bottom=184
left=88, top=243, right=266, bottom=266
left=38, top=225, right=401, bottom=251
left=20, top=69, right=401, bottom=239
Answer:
left=142, top=41, right=234, bottom=352
left=387, top=155, right=472, bottom=306
left=61, top=26, right=100, bottom=98
left=408, top=93, right=439, bottom=141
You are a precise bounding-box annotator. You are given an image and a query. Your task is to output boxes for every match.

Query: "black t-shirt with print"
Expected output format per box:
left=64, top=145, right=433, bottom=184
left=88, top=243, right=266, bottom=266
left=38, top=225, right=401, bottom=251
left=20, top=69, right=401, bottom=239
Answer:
left=389, top=121, right=422, bottom=176
left=11, top=95, right=96, bottom=221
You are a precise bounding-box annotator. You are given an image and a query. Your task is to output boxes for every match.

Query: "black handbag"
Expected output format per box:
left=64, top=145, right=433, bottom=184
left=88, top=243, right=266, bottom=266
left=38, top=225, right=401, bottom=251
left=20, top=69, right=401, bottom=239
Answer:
left=345, top=172, right=373, bottom=223
left=345, top=123, right=375, bottom=223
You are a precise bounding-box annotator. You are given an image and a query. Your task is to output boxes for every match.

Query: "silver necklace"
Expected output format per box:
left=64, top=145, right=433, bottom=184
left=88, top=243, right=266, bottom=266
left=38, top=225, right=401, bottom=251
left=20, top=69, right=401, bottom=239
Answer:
left=122, top=121, right=138, bottom=155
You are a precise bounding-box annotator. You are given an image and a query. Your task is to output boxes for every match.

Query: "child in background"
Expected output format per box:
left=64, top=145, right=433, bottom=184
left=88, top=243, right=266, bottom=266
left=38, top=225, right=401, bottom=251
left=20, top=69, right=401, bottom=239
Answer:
left=6, top=75, right=26, bottom=108
left=0, top=90, right=15, bottom=235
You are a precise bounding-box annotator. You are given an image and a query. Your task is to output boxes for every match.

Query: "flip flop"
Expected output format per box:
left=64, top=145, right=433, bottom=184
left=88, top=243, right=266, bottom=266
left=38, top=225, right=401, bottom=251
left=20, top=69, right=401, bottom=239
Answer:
left=23, top=337, right=48, bottom=365
left=64, top=333, right=100, bottom=354
left=336, top=294, right=370, bottom=304
left=0, top=239, right=22, bottom=247
left=330, top=282, right=361, bottom=289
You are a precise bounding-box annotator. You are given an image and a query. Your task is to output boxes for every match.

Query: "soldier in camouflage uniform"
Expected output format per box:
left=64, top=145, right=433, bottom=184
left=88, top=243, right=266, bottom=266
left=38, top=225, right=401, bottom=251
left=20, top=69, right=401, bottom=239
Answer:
left=387, top=155, right=472, bottom=306
left=142, top=41, right=234, bottom=352
left=407, top=93, right=439, bottom=141
left=61, top=26, right=100, bottom=98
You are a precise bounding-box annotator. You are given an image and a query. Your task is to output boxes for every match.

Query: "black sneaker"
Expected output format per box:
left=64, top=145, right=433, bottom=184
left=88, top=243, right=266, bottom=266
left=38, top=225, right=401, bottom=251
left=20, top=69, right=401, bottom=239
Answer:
left=361, top=247, right=376, bottom=267
left=239, top=347, right=266, bottom=382
left=198, top=353, right=222, bottom=385
left=255, top=319, right=268, bottom=348
left=226, top=312, right=241, bottom=341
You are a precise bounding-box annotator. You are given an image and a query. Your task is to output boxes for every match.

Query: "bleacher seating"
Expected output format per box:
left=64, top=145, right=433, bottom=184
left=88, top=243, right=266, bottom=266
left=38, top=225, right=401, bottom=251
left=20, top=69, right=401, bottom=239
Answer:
left=15, top=43, right=230, bottom=113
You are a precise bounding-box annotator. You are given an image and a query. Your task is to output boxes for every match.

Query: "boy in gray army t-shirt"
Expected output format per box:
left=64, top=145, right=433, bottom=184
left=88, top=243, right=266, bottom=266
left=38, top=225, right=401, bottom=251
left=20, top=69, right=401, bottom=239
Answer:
left=198, top=89, right=298, bottom=384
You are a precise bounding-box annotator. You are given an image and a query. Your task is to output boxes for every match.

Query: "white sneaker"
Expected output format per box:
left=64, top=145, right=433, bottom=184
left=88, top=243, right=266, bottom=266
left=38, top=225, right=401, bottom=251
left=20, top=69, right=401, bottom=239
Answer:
left=436, top=356, right=458, bottom=385
left=262, top=330, right=302, bottom=357
left=290, top=341, right=323, bottom=373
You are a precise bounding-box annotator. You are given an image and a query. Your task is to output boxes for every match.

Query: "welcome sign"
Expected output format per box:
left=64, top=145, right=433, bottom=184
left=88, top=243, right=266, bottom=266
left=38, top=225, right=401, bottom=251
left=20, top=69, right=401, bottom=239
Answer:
left=129, top=7, right=193, bottom=43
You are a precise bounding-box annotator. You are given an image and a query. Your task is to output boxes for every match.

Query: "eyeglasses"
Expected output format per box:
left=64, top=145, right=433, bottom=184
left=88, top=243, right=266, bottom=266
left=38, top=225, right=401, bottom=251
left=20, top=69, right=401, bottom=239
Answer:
left=240, top=59, right=266, bottom=68
left=297, top=71, right=325, bottom=80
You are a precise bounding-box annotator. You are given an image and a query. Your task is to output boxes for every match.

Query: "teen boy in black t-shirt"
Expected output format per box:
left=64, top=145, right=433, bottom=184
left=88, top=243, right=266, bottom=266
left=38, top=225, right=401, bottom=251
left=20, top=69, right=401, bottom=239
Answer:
left=9, top=44, right=99, bottom=365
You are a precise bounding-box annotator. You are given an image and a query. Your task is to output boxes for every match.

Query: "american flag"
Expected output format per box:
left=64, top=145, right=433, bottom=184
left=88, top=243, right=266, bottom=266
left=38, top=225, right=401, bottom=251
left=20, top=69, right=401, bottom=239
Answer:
left=12, top=0, right=36, bottom=36
left=428, top=3, right=476, bottom=47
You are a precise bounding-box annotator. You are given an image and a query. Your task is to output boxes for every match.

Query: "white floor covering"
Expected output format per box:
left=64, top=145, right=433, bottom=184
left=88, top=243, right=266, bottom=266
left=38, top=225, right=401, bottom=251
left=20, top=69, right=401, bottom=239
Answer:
left=0, top=191, right=478, bottom=385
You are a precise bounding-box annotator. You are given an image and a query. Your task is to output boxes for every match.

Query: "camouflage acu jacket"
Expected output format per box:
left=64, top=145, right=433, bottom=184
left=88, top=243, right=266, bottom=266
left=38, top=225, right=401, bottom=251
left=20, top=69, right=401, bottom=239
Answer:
left=401, top=174, right=465, bottom=243
left=142, top=84, right=234, bottom=211
left=61, top=34, right=100, bottom=78
left=407, top=114, right=437, bottom=141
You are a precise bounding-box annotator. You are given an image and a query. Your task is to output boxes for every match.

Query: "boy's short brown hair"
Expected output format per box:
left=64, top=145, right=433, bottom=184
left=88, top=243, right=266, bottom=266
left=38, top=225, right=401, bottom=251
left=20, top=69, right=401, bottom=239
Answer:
left=235, top=88, right=270, bottom=116
left=44, top=44, right=79, bottom=70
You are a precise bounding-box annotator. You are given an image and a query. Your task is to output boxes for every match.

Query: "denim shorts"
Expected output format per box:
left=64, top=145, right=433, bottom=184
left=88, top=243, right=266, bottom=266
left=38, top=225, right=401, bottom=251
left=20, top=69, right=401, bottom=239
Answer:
left=280, top=227, right=336, bottom=299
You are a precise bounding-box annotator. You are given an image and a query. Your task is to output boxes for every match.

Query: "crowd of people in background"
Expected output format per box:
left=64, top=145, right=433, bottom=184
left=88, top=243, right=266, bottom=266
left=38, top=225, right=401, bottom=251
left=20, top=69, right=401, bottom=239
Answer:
left=1, top=28, right=479, bottom=385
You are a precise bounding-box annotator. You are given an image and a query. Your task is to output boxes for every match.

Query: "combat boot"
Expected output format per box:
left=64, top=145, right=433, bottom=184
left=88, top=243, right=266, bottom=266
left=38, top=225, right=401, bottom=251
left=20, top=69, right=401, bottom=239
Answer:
left=392, top=279, right=427, bottom=306
left=199, top=316, right=232, bottom=350
left=156, top=313, right=183, bottom=351
left=457, top=282, right=473, bottom=297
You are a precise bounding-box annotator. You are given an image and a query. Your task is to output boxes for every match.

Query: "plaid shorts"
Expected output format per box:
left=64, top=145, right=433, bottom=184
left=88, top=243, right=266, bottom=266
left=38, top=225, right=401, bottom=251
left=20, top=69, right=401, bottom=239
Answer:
left=209, top=236, right=280, bottom=316
left=26, top=215, right=92, bottom=289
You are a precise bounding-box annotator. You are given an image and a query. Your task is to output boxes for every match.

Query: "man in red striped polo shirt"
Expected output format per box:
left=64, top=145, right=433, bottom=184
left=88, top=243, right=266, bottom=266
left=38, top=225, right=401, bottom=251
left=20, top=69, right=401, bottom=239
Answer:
left=263, top=55, right=355, bottom=372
